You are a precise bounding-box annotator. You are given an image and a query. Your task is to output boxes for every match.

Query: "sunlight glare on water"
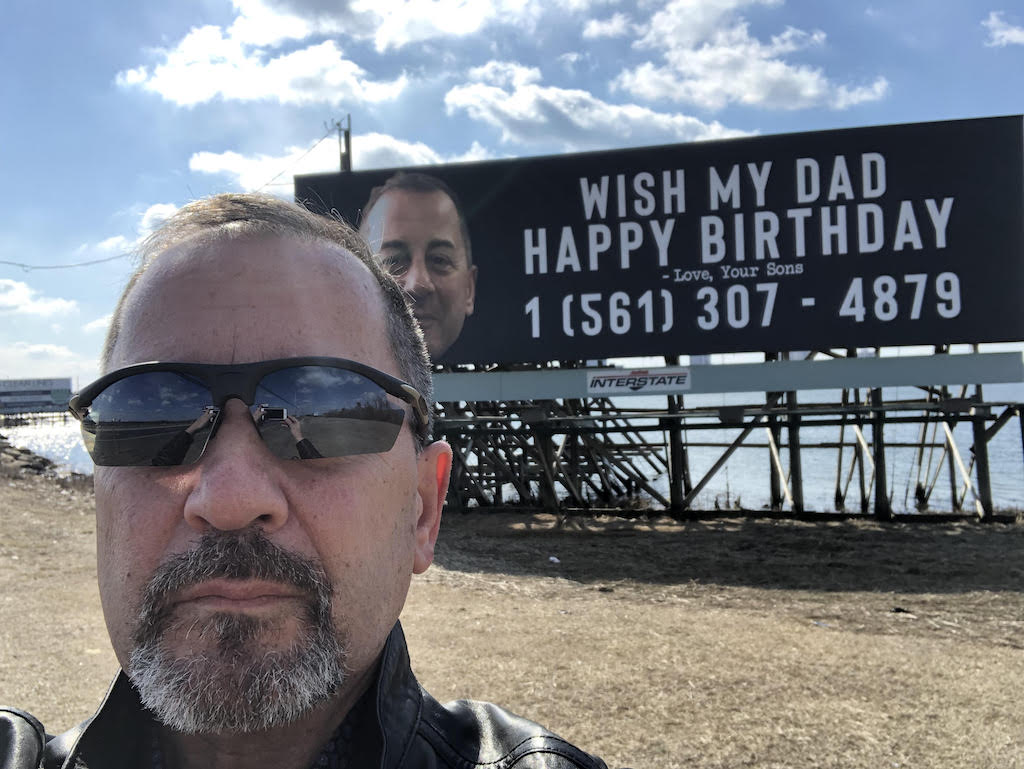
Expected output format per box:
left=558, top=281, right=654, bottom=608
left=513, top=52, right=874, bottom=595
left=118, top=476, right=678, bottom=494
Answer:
left=3, top=418, right=94, bottom=476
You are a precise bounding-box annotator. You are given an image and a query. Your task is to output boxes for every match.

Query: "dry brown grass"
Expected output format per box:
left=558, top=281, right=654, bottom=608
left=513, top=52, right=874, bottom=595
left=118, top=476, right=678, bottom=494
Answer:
left=2, top=471, right=1023, bottom=768
left=404, top=513, right=1024, bottom=768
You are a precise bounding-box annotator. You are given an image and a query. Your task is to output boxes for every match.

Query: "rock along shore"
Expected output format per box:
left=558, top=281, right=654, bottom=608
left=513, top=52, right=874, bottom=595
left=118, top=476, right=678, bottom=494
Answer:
left=0, top=432, right=91, bottom=485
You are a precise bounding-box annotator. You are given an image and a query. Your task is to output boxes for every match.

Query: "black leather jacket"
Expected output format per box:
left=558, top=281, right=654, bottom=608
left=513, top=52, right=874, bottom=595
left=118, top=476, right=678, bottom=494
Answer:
left=1, top=622, right=609, bottom=769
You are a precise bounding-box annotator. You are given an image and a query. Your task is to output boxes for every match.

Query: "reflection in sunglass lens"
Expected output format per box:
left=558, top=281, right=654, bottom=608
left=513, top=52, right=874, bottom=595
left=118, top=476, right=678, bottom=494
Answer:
left=81, top=372, right=215, bottom=467
left=255, top=366, right=405, bottom=459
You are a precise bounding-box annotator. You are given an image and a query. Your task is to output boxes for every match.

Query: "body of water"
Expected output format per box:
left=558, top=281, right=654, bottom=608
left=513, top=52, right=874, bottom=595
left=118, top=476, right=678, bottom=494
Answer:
left=7, top=382, right=1024, bottom=514
left=4, top=416, right=94, bottom=475
left=640, top=382, right=1024, bottom=514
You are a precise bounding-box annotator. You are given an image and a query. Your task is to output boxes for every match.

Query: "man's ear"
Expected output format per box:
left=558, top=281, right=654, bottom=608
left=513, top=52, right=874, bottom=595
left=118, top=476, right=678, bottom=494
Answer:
left=413, top=440, right=452, bottom=574
left=464, top=265, right=477, bottom=316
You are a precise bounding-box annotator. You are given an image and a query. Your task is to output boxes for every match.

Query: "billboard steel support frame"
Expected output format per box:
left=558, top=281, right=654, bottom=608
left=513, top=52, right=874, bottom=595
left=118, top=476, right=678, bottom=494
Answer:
left=433, top=350, right=1023, bottom=520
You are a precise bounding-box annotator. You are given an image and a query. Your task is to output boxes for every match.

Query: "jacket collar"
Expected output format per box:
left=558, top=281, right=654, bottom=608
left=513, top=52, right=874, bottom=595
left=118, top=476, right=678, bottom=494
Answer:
left=50, top=622, right=423, bottom=769
left=374, top=622, right=424, bottom=768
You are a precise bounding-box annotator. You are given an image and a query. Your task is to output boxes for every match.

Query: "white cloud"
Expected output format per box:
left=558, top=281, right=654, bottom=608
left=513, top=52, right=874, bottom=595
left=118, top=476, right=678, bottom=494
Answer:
left=84, top=314, right=113, bottom=334
left=0, top=342, right=97, bottom=383
left=294, top=0, right=625, bottom=50
left=353, top=134, right=499, bottom=167
left=583, top=12, right=633, bottom=38
left=453, top=141, right=494, bottom=163
left=469, top=61, right=543, bottom=88
left=116, top=0, right=643, bottom=110
left=558, top=52, right=582, bottom=73
left=120, top=0, right=626, bottom=92
left=983, top=11, right=1024, bottom=46
left=351, top=133, right=451, bottom=169
left=258, top=0, right=378, bottom=38
left=115, top=0, right=551, bottom=108
left=612, top=0, right=888, bottom=111
left=75, top=204, right=178, bottom=257
left=139, top=203, right=180, bottom=237
left=639, top=0, right=782, bottom=49
left=362, top=0, right=520, bottom=52
left=214, top=0, right=516, bottom=53
left=0, top=280, right=78, bottom=317
left=555, top=0, right=624, bottom=10
left=190, top=133, right=493, bottom=192
left=350, top=0, right=634, bottom=51
left=190, top=142, right=345, bottom=195
left=216, top=0, right=506, bottom=53
left=116, top=66, right=148, bottom=86
left=117, top=26, right=406, bottom=107
left=227, top=0, right=318, bottom=46
left=92, top=235, right=133, bottom=254
left=832, top=78, right=890, bottom=109
left=445, top=78, right=747, bottom=150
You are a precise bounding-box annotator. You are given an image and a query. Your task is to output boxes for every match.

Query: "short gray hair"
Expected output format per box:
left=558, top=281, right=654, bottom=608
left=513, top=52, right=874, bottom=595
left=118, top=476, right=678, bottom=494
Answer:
left=102, top=193, right=434, bottom=444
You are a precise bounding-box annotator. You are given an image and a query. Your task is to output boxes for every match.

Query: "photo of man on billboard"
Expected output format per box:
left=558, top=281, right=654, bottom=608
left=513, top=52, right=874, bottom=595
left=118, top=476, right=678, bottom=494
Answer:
left=360, top=172, right=477, bottom=362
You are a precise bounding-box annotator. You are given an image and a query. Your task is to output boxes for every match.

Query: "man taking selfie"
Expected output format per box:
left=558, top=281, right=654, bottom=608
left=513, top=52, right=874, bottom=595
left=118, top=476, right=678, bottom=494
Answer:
left=1, top=194, right=607, bottom=769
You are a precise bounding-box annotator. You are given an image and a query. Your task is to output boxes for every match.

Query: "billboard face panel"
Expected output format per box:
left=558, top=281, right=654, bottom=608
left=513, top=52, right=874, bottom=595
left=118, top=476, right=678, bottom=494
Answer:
left=296, top=116, right=1024, bottom=365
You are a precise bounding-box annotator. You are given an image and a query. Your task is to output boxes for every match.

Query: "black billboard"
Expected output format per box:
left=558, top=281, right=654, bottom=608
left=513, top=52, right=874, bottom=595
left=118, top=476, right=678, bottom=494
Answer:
left=296, top=116, right=1024, bottom=365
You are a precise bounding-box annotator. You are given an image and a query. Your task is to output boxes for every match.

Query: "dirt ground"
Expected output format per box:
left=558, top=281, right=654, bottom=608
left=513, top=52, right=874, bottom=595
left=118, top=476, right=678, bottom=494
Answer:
left=1, top=466, right=1023, bottom=769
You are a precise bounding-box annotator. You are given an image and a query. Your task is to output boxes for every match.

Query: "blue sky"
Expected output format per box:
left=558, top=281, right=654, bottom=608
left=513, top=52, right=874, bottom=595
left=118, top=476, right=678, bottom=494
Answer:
left=1, top=0, right=1022, bottom=387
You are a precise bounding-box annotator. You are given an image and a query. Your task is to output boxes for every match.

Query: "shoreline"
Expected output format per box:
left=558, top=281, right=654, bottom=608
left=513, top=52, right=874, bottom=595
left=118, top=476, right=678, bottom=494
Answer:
left=0, top=431, right=1019, bottom=521
left=0, top=432, right=93, bottom=490
left=0, top=432, right=60, bottom=474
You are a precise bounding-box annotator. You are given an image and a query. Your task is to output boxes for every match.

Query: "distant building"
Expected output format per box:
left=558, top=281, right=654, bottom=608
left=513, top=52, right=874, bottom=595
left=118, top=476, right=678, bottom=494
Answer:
left=0, top=378, right=72, bottom=414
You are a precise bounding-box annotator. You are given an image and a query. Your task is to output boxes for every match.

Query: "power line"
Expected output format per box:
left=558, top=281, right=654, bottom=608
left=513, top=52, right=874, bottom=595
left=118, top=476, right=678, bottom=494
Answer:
left=0, top=252, right=132, bottom=272
left=256, top=124, right=337, bottom=192
left=3, top=124, right=344, bottom=272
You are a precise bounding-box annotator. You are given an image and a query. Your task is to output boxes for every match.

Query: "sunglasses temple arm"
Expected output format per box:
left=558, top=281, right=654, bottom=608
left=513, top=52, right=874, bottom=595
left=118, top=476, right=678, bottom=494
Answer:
left=398, top=384, right=430, bottom=436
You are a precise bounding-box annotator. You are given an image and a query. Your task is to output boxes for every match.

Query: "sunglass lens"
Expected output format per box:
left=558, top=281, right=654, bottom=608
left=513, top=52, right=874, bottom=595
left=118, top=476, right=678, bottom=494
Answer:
left=254, top=366, right=405, bottom=459
left=81, top=372, right=215, bottom=467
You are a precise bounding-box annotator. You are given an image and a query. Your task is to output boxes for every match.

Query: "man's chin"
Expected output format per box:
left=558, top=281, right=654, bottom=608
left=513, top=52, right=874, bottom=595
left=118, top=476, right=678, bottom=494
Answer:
left=126, top=528, right=347, bottom=732
left=129, top=612, right=348, bottom=733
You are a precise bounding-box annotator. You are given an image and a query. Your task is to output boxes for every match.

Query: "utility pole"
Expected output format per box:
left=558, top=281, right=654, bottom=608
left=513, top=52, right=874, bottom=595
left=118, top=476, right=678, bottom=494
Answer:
left=339, top=115, right=351, bottom=172
left=325, top=116, right=352, bottom=172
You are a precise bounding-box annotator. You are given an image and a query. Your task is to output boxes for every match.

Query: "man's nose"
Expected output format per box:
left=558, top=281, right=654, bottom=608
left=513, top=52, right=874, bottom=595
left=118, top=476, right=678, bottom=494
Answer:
left=401, top=256, right=434, bottom=297
left=182, top=399, right=290, bottom=533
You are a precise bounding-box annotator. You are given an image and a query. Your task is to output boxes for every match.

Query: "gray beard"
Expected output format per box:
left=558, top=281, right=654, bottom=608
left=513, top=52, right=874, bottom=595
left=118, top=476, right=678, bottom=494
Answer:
left=127, top=529, right=348, bottom=734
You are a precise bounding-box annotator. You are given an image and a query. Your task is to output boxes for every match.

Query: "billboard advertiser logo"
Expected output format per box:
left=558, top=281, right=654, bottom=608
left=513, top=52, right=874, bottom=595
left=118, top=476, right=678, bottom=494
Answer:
left=586, top=368, right=690, bottom=395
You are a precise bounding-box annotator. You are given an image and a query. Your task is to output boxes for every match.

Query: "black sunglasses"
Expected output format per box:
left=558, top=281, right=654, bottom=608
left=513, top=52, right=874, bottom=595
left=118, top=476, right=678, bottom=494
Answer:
left=69, top=357, right=430, bottom=467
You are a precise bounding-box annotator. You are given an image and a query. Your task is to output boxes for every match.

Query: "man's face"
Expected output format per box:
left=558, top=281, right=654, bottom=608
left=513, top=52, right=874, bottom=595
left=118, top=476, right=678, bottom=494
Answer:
left=361, top=188, right=477, bottom=359
left=94, top=236, right=448, bottom=731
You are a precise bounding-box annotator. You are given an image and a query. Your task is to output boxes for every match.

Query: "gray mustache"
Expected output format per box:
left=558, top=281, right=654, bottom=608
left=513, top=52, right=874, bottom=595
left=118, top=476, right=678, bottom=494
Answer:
left=133, top=528, right=331, bottom=643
